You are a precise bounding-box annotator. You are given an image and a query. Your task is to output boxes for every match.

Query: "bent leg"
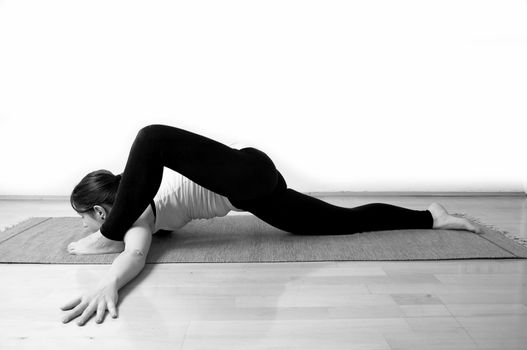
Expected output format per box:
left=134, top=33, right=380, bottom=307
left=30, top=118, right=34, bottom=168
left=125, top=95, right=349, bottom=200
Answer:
left=101, top=124, right=280, bottom=241
left=233, top=180, right=433, bottom=235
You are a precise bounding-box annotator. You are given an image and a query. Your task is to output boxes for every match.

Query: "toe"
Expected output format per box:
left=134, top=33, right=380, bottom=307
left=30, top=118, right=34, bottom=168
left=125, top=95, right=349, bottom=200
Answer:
left=67, top=242, right=77, bottom=254
left=464, top=220, right=480, bottom=233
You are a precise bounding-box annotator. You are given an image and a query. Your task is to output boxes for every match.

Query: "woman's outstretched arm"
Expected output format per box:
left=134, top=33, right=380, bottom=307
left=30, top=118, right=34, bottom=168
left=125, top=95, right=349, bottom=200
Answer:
left=60, top=221, right=152, bottom=326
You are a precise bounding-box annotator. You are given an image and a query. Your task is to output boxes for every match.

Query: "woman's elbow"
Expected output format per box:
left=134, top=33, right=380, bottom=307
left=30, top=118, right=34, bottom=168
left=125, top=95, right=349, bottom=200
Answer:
left=124, top=248, right=147, bottom=260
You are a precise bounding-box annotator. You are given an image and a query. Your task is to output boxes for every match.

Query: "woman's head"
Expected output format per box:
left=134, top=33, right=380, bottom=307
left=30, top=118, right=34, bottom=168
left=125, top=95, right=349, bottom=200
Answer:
left=70, top=170, right=121, bottom=231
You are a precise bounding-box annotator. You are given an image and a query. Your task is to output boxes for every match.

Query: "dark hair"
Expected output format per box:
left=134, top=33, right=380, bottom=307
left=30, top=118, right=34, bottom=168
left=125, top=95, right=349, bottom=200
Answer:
left=70, top=170, right=122, bottom=214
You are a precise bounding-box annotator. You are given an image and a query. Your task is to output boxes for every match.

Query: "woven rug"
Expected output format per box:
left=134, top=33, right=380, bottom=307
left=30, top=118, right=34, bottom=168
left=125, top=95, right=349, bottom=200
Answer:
left=0, top=213, right=526, bottom=264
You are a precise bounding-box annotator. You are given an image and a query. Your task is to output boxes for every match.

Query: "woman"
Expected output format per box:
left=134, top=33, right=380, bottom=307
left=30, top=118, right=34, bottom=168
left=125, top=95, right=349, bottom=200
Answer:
left=61, top=124, right=480, bottom=326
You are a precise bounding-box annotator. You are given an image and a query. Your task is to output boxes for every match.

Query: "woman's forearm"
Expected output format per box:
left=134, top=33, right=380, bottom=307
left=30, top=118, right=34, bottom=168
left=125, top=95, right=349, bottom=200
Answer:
left=99, top=249, right=146, bottom=290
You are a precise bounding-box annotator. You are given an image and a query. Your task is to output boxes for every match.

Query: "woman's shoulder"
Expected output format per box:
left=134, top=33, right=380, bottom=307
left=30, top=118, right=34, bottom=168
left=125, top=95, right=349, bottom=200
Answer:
left=132, top=204, right=156, bottom=232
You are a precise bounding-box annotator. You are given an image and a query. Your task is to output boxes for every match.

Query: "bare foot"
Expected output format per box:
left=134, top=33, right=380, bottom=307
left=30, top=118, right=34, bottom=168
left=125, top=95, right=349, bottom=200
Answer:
left=428, top=202, right=481, bottom=234
left=68, top=230, right=125, bottom=255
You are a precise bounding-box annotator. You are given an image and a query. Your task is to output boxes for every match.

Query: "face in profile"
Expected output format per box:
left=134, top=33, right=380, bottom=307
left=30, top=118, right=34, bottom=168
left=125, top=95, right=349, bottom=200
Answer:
left=79, top=211, right=104, bottom=233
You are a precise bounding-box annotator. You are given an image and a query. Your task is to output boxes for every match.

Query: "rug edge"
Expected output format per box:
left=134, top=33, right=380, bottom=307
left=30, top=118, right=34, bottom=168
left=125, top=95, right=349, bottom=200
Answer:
left=455, top=212, right=527, bottom=258
left=0, top=217, right=52, bottom=245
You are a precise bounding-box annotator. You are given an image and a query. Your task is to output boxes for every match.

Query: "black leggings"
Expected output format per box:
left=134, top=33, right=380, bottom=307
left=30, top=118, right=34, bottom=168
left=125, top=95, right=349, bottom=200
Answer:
left=100, top=124, right=433, bottom=241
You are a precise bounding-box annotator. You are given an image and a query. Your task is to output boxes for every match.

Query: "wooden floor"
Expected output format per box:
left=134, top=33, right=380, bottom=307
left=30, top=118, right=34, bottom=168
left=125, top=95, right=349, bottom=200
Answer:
left=1, top=195, right=526, bottom=350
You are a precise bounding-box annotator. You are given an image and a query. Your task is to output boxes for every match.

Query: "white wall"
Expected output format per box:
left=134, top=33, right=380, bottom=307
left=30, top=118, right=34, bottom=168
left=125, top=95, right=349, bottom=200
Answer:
left=0, top=0, right=526, bottom=196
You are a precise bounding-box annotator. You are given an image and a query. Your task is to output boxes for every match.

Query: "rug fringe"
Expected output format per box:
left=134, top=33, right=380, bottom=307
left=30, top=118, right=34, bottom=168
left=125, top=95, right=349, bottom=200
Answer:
left=454, top=212, right=527, bottom=249
left=0, top=218, right=32, bottom=233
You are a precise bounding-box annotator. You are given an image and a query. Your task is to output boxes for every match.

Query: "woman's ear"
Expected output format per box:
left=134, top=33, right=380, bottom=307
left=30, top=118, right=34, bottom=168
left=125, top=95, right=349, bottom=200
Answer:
left=93, top=205, right=107, bottom=220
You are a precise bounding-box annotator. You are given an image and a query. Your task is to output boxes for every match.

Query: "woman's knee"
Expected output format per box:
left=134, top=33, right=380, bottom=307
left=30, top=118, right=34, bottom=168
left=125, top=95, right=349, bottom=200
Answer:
left=137, top=124, right=167, bottom=140
left=135, top=124, right=176, bottom=150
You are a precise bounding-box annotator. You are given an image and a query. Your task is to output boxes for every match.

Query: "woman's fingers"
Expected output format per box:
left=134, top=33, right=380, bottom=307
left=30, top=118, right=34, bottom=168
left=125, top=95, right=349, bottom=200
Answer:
left=60, top=296, right=81, bottom=311
left=95, top=302, right=106, bottom=324
left=107, top=300, right=118, bottom=318
left=62, top=301, right=88, bottom=323
left=77, top=301, right=98, bottom=326
left=61, top=290, right=119, bottom=325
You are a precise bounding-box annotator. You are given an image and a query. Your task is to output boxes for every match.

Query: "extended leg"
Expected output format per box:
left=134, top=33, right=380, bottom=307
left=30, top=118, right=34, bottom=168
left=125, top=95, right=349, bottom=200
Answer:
left=101, top=124, right=280, bottom=241
left=230, top=174, right=433, bottom=235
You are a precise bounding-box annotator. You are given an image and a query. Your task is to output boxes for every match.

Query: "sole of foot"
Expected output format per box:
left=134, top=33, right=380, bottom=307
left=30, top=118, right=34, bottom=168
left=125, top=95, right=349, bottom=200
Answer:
left=67, top=230, right=125, bottom=255
left=428, top=202, right=481, bottom=234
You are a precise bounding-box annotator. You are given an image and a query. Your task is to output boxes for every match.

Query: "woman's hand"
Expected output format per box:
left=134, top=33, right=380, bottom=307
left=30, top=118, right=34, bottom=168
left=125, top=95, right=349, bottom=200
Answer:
left=60, top=279, right=119, bottom=326
left=61, top=221, right=152, bottom=325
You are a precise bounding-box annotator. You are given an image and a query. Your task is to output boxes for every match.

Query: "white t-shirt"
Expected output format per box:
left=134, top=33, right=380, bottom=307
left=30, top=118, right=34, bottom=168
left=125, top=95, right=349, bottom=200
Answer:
left=152, top=142, right=251, bottom=233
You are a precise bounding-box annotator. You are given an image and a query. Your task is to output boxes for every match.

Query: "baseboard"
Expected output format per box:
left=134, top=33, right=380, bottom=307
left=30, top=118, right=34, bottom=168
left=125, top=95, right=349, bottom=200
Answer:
left=1, top=191, right=525, bottom=201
